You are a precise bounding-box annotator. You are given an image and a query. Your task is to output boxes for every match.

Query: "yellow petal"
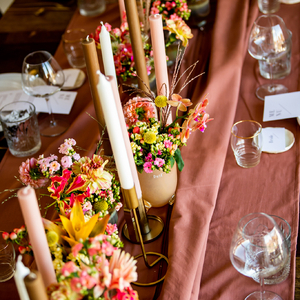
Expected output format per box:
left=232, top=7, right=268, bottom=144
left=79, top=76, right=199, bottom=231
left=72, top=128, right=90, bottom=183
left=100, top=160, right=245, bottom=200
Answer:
left=42, top=218, right=65, bottom=245
left=70, top=199, right=85, bottom=233
left=90, top=214, right=110, bottom=237
left=61, top=235, right=78, bottom=247
left=75, top=213, right=100, bottom=242
left=60, top=215, right=75, bottom=239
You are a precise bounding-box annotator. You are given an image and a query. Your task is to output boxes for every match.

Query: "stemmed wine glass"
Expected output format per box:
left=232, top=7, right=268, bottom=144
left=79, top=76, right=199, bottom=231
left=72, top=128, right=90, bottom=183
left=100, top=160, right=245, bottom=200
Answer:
left=248, top=15, right=291, bottom=101
left=22, top=50, right=69, bottom=137
left=230, top=212, right=288, bottom=300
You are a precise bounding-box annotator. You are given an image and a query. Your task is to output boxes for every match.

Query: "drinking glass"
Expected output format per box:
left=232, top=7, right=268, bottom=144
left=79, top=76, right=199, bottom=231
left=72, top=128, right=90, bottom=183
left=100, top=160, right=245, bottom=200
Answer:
left=0, top=235, right=16, bottom=282
left=230, top=212, right=288, bottom=300
left=231, top=120, right=263, bottom=168
left=22, top=51, right=69, bottom=137
left=248, top=15, right=291, bottom=100
left=258, top=0, right=280, bottom=14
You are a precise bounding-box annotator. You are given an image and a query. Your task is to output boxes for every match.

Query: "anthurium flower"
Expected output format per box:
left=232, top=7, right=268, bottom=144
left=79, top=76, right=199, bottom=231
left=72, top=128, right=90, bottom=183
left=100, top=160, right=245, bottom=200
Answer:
left=60, top=199, right=109, bottom=247
left=167, top=94, right=192, bottom=112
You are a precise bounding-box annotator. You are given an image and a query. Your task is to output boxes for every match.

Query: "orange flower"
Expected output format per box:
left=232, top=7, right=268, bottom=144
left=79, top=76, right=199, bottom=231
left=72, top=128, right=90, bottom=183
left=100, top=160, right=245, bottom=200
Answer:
left=164, top=19, right=193, bottom=47
left=167, top=94, right=192, bottom=112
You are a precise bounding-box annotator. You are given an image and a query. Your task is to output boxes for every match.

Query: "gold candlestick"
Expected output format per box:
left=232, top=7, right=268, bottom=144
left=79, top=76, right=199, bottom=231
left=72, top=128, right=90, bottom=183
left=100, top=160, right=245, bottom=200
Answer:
left=122, top=185, right=168, bottom=286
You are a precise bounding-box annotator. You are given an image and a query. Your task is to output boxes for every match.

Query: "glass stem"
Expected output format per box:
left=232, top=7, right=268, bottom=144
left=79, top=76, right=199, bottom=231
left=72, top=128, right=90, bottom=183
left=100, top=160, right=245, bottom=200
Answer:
left=269, top=61, right=274, bottom=92
left=260, top=277, right=264, bottom=300
left=45, top=97, right=56, bottom=127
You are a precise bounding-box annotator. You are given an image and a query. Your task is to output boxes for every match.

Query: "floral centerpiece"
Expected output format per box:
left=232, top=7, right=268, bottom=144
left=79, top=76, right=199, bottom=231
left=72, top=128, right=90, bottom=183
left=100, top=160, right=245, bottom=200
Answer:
left=123, top=52, right=213, bottom=174
left=18, top=138, right=122, bottom=219
left=91, top=21, right=154, bottom=84
left=150, top=0, right=193, bottom=47
left=3, top=200, right=138, bottom=300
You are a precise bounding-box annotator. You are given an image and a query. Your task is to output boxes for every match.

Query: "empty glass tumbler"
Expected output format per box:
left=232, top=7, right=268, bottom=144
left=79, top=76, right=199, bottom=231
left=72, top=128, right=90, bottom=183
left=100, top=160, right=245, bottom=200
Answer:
left=231, top=120, right=263, bottom=168
left=0, top=102, right=41, bottom=157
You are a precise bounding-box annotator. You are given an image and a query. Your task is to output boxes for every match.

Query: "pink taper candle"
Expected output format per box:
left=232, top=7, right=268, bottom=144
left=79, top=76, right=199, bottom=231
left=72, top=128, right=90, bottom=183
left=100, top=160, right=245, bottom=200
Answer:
left=108, top=76, right=142, bottom=200
left=118, top=0, right=125, bottom=22
left=17, top=186, right=56, bottom=288
left=149, top=14, right=169, bottom=97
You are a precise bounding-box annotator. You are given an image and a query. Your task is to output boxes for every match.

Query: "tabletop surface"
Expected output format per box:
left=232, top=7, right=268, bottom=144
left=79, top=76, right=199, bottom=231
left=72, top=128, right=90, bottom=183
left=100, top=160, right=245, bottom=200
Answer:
left=0, top=0, right=299, bottom=299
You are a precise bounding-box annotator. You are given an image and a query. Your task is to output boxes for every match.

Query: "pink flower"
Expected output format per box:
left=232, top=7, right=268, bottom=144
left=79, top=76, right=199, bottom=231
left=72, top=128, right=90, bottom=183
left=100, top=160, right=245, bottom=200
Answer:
left=70, top=277, right=82, bottom=293
left=61, top=261, right=79, bottom=277
left=143, top=162, right=153, bottom=173
left=64, top=138, right=76, bottom=147
left=72, top=243, right=83, bottom=257
left=115, top=203, right=123, bottom=211
left=106, top=223, right=117, bottom=235
left=61, top=156, right=72, bottom=169
left=79, top=273, right=97, bottom=289
left=2, top=232, right=9, bottom=240
left=49, top=161, right=61, bottom=174
left=9, top=232, right=17, bottom=240
left=123, top=97, right=156, bottom=126
left=164, top=140, right=173, bottom=149
left=18, top=158, right=48, bottom=188
left=73, top=153, right=80, bottom=161
left=109, top=249, right=137, bottom=291
left=154, top=158, right=165, bottom=167
left=104, top=22, right=112, bottom=32
left=58, top=143, right=71, bottom=155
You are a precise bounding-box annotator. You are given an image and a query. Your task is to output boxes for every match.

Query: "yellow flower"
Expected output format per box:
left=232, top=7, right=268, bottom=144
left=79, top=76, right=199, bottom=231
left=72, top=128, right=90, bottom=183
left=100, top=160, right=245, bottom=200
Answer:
left=59, top=199, right=109, bottom=247
left=164, top=19, right=193, bottom=47
left=155, top=95, right=168, bottom=108
left=144, top=132, right=156, bottom=144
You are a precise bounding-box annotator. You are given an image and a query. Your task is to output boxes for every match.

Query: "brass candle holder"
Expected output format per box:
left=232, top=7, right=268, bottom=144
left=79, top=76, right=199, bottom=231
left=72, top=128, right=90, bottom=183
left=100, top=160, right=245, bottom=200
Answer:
left=122, top=186, right=168, bottom=286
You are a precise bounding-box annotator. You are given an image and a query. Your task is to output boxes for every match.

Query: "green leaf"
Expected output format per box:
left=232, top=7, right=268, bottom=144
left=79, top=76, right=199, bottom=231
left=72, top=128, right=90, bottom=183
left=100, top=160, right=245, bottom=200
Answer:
left=170, top=156, right=175, bottom=169
left=174, top=148, right=184, bottom=171
left=137, top=165, right=144, bottom=173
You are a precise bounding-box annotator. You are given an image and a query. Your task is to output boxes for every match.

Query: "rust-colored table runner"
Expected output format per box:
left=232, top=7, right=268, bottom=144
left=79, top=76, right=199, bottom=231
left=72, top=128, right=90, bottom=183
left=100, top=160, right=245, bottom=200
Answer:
left=0, top=0, right=299, bottom=299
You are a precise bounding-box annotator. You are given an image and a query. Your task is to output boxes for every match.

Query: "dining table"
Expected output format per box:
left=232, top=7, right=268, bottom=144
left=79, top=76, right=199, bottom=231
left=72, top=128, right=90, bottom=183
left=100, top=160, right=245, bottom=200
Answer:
left=0, top=0, right=299, bottom=299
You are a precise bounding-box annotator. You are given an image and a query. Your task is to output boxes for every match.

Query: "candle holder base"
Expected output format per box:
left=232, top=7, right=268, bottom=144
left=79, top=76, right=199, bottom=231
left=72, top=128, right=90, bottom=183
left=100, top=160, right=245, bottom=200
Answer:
left=132, top=252, right=168, bottom=286
left=122, top=215, right=164, bottom=244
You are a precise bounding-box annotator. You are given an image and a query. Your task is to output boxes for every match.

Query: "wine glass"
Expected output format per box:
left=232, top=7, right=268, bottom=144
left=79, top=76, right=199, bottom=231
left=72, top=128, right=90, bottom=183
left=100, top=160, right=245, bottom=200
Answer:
left=22, top=50, right=69, bottom=137
left=230, top=212, right=288, bottom=300
left=248, top=15, right=291, bottom=100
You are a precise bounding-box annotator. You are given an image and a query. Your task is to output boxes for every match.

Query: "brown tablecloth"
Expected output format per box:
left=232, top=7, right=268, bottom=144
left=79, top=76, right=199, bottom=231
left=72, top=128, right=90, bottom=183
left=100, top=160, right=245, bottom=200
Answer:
left=0, top=0, right=299, bottom=299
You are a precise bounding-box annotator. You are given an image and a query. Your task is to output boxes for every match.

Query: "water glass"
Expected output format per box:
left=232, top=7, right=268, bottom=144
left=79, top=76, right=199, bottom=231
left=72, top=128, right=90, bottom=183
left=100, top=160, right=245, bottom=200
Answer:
left=62, top=29, right=87, bottom=69
left=0, top=102, right=41, bottom=157
left=253, top=215, right=291, bottom=285
left=258, top=0, right=280, bottom=14
left=77, top=0, right=106, bottom=17
left=259, top=30, right=292, bottom=80
left=231, top=120, right=263, bottom=168
left=0, top=237, right=16, bottom=282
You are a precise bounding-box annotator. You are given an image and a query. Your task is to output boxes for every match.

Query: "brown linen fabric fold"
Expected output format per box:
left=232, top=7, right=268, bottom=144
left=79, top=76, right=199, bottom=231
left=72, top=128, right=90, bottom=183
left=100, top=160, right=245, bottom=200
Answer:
left=158, top=0, right=259, bottom=299
left=198, top=3, right=300, bottom=300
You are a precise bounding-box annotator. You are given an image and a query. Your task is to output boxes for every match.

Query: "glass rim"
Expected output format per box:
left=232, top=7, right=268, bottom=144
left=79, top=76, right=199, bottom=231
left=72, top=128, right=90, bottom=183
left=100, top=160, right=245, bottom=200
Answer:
left=231, top=120, right=262, bottom=139
left=254, top=14, right=285, bottom=27
left=269, top=214, right=291, bottom=239
left=23, top=50, right=52, bottom=66
left=0, top=101, right=36, bottom=123
left=62, top=28, right=87, bottom=43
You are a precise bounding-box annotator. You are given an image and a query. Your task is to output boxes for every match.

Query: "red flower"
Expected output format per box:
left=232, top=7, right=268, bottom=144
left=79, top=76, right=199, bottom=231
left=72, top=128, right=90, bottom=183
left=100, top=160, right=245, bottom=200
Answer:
left=2, top=232, right=9, bottom=240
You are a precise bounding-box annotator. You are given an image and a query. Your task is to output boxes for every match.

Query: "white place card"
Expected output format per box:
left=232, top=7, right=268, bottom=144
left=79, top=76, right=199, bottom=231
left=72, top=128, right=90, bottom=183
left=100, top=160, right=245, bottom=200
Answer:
left=263, top=91, right=300, bottom=122
left=262, top=127, right=285, bottom=152
left=0, top=90, right=76, bottom=114
left=63, top=69, right=80, bottom=88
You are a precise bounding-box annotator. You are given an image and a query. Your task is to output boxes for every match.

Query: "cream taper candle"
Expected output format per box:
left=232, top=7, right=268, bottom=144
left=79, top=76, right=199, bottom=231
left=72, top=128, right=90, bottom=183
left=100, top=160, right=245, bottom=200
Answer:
left=149, top=14, right=169, bottom=97
left=108, top=76, right=142, bottom=199
left=99, top=23, right=117, bottom=84
left=17, top=186, right=56, bottom=288
left=14, top=256, right=30, bottom=300
left=97, top=71, right=134, bottom=189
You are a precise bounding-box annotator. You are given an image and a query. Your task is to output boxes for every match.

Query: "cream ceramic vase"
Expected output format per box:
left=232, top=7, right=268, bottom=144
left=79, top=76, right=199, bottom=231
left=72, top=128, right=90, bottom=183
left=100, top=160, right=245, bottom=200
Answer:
left=137, top=164, right=177, bottom=207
